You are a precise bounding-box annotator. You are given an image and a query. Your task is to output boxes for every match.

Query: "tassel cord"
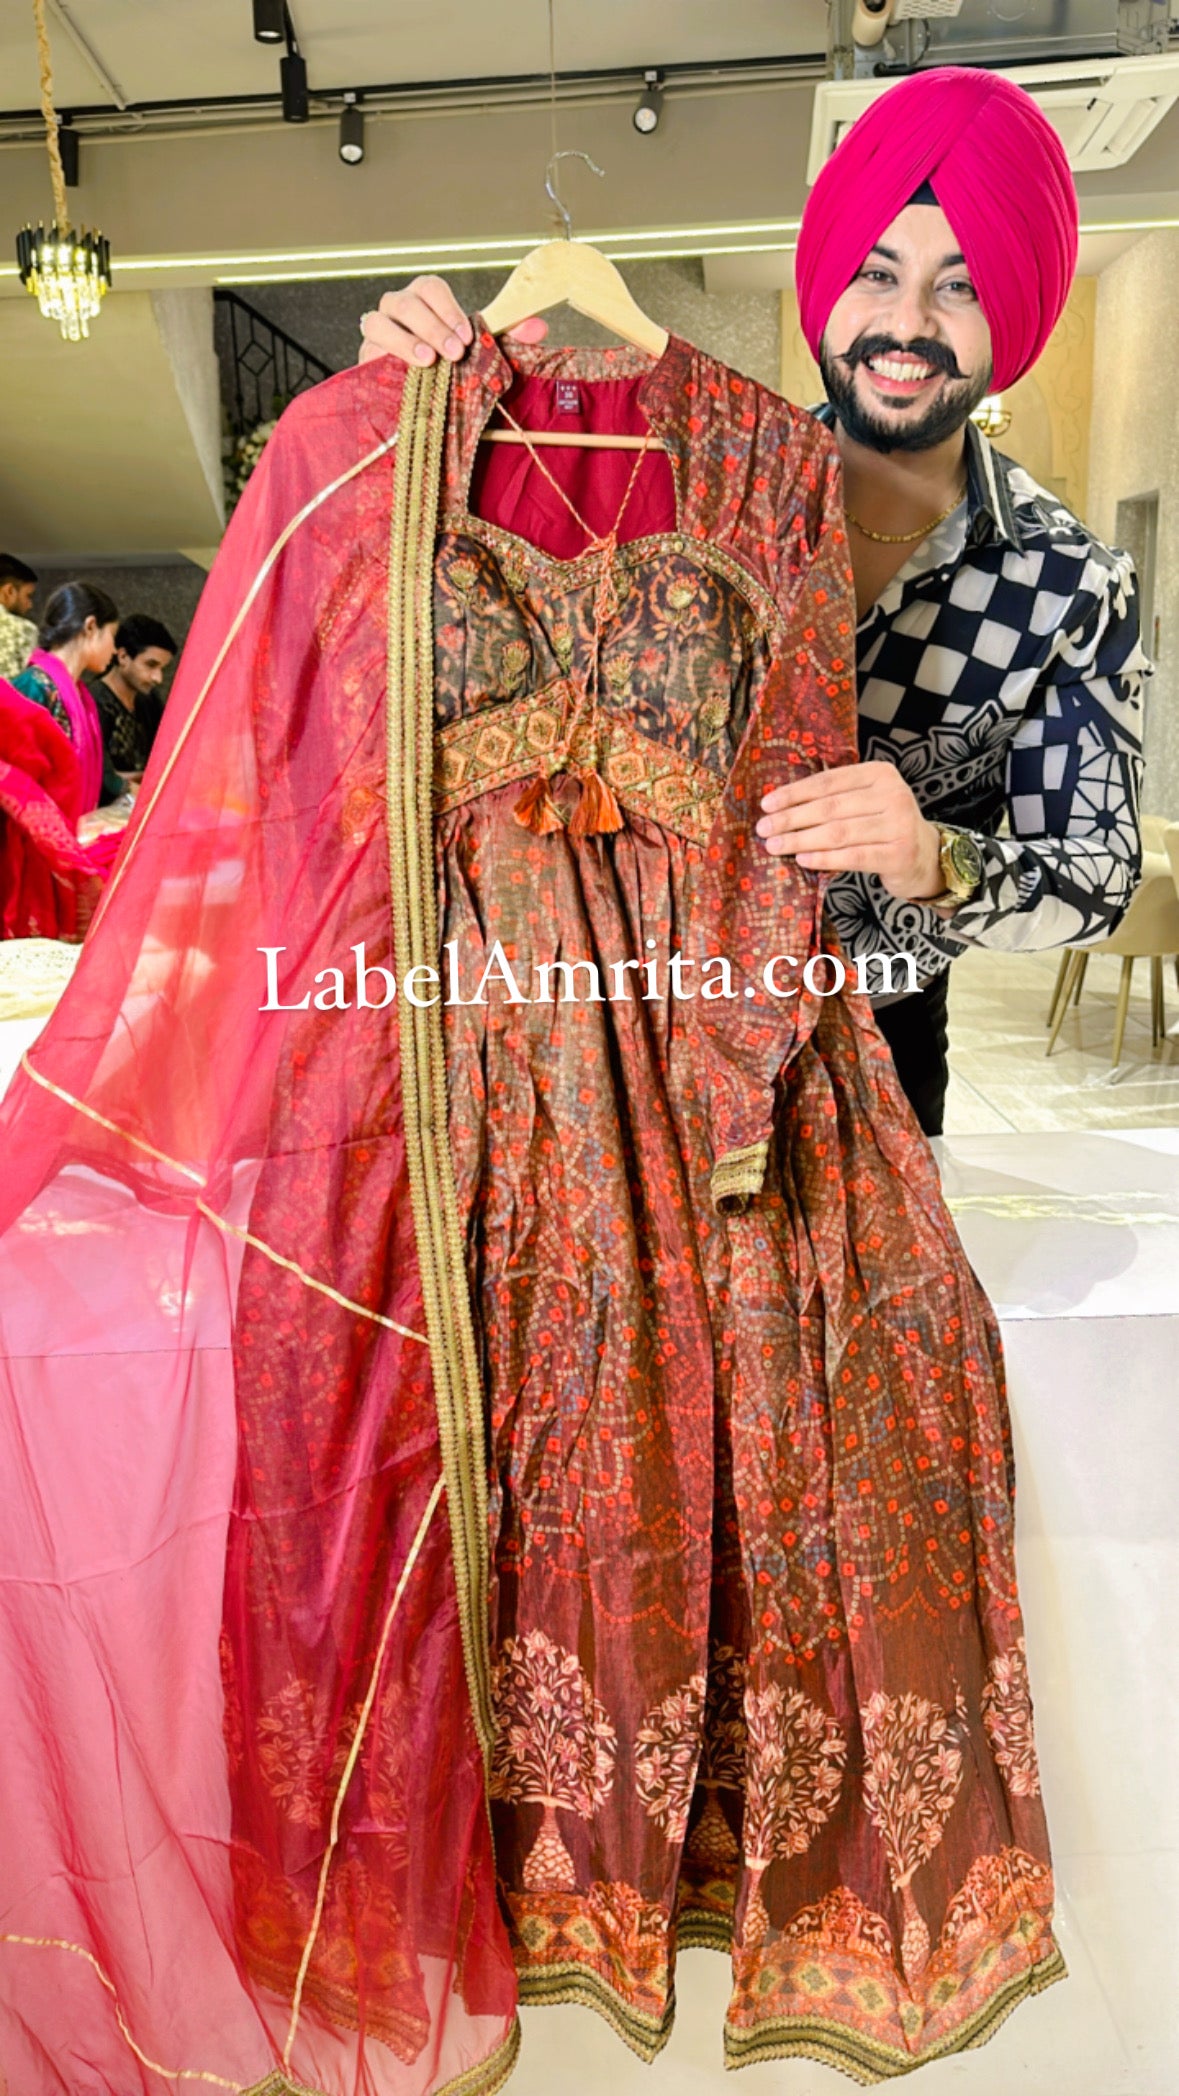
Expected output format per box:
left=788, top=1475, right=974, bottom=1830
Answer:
left=493, top=394, right=654, bottom=835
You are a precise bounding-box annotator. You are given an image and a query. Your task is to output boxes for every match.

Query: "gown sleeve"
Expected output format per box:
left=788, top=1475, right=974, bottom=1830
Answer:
left=690, top=427, right=860, bottom=1213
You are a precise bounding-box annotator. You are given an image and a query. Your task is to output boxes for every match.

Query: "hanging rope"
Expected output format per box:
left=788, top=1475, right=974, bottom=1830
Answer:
left=547, top=0, right=560, bottom=228
left=32, top=0, right=70, bottom=231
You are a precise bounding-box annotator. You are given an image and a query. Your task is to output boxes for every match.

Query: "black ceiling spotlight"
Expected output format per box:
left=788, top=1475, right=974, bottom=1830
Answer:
left=58, top=113, right=80, bottom=188
left=252, top=0, right=284, bottom=43
left=281, top=48, right=309, bottom=121
left=632, top=69, right=664, bottom=136
left=339, top=91, right=364, bottom=165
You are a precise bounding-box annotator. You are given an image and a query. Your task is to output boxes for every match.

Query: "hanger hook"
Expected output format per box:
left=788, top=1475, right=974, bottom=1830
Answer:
left=544, top=149, right=604, bottom=239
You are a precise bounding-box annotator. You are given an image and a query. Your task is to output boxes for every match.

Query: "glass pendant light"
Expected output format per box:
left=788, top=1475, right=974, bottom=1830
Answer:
left=16, top=0, right=113, bottom=341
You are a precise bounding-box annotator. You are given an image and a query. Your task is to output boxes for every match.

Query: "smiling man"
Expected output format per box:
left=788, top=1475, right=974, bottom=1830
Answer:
left=359, top=66, right=1147, bottom=1134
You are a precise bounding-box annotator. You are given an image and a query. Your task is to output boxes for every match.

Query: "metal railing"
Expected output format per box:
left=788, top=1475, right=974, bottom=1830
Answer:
left=214, top=287, right=334, bottom=435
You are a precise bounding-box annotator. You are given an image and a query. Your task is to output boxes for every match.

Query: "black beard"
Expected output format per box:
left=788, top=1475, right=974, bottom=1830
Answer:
left=819, top=331, right=993, bottom=454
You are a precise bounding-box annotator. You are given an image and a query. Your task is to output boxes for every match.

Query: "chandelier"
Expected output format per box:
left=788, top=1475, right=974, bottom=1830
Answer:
left=971, top=394, right=1012, bottom=441
left=16, top=0, right=112, bottom=339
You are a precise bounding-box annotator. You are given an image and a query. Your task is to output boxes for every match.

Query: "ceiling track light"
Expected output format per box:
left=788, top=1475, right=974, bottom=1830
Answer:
left=633, top=68, right=664, bottom=136
left=339, top=91, right=364, bottom=164
left=279, top=51, right=308, bottom=122
left=281, top=50, right=308, bottom=122
left=274, top=6, right=308, bottom=124
left=252, top=0, right=284, bottom=44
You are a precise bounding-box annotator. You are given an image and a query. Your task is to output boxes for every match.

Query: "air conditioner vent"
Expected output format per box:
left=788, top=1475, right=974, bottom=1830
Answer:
left=807, top=52, right=1179, bottom=181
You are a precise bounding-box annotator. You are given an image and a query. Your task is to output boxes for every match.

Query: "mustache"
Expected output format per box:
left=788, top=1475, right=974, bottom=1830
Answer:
left=840, top=332, right=966, bottom=382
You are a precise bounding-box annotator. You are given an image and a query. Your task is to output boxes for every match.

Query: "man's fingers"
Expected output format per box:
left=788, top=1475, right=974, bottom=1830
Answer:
left=359, top=312, right=435, bottom=365
left=790, top=848, right=897, bottom=872
left=760, top=766, right=873, bottom=814
left=756, top=789, right=889, bottom=837
left=357, top=280, right=473, bottom=367
left=761, top=820, right=894, bottom=859
left=505, top=316, right=549, bottom=345
left=393, top=289, right=472, bottom=362
left=393, top=275, right=472, bottom=345
left=354, top=291, right=544, bottom=367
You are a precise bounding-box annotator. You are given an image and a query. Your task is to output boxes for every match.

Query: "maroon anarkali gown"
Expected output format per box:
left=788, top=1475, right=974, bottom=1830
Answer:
left=0, top=331, right=1061, bottom=2095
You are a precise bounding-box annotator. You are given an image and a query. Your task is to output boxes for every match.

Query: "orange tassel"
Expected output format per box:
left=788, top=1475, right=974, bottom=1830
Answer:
left=569, top=769, right=625, bottom=838
left=513, top=774, right=565, bottom=834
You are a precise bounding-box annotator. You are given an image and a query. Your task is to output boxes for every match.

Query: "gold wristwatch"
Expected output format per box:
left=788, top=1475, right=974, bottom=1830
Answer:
left=927, top=826, right=983, bottom=909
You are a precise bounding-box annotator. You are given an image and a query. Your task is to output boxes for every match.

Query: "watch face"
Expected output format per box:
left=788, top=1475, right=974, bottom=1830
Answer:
left=946, top=830, right=983, bottom=892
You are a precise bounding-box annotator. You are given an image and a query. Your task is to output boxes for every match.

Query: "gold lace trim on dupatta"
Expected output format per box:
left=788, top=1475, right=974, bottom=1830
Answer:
left=384, top=357, right=496, bottom=1754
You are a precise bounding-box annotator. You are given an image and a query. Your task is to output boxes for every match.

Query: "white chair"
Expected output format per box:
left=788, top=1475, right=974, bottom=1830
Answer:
left=1046, top=847, right=1179, bottom=1067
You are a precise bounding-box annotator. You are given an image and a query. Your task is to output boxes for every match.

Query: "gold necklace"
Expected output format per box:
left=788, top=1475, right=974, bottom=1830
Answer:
left=844, top=489, right=964, bottom=545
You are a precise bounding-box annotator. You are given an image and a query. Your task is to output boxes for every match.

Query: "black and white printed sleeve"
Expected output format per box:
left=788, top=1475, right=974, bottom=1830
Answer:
left=946, top=545, right=1147, bottom=951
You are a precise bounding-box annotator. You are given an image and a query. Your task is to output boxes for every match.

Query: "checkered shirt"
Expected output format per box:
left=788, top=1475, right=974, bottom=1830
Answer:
left=811, top=412, right=1148, bottom=992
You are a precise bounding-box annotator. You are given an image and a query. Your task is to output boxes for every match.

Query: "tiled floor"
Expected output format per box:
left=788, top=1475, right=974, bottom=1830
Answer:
left=944, top=944, right=1179, bottom=1135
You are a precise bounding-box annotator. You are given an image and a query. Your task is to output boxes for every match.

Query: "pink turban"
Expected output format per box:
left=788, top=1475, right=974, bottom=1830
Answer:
left=796, top=67, right=1079, bottom=391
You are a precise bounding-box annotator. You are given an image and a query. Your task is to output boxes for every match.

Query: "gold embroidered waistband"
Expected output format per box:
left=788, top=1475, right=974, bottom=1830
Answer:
left=436, top=684, right=724, bottom=846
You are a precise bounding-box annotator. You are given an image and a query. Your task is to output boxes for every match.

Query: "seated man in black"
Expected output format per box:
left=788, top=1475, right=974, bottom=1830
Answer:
left=89, top=613, right=177, bottom=803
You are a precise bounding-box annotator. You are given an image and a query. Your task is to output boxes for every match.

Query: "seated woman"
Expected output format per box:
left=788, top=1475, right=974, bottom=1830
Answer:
left=9, top=580, right=120, bottom=812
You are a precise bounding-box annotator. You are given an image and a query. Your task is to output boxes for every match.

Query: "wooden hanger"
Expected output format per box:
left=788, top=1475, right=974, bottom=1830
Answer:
left=479, top=152, right=668, bottom=453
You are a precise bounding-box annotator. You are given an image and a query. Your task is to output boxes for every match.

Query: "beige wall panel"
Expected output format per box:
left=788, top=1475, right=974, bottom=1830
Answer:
left=778, top=286, right=822, bottom=410
left=0, top=292, right=225, bottom=557
left=1001, top=276, right=1096, bottom=519
left=151, top=287, right=226, bottom=525
left=1089, top=229, right=1179, bottom=819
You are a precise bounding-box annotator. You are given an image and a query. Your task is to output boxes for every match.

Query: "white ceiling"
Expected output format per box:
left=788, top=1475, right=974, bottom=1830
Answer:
left=0, top=1, right=829, bottom=113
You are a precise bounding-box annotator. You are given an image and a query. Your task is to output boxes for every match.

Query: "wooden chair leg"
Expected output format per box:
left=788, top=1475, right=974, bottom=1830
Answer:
left=1111, top=955, right=1135, bottom=1069
left=1151, top=955, right=1165, bottom=1047
left=1046, top=951, right=1072, bottom=1029
left=1047, top=951, right=1084, bottom=1055
left=1072, top=952, right=1089, bottom=1005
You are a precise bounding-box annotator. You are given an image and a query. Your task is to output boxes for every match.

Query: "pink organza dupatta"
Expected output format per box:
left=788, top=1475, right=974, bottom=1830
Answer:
left=27, top=647, right=105, bottom=810
left=0, top=360, right=516, bottom=2096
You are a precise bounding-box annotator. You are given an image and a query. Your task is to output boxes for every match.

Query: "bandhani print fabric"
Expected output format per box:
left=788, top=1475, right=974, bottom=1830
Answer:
left=0, top=677, right=117, bottom=938
left=0, top=328, right=1061, bottom=2096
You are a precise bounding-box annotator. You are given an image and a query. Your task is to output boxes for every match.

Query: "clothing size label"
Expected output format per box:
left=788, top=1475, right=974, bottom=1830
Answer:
left=555, top=380, right=583, bottom=416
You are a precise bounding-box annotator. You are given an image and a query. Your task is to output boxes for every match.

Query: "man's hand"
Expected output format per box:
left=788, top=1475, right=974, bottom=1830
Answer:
left=755, top=761, right=944, bottom=902
left=358, top=274, right=548, bottom=367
